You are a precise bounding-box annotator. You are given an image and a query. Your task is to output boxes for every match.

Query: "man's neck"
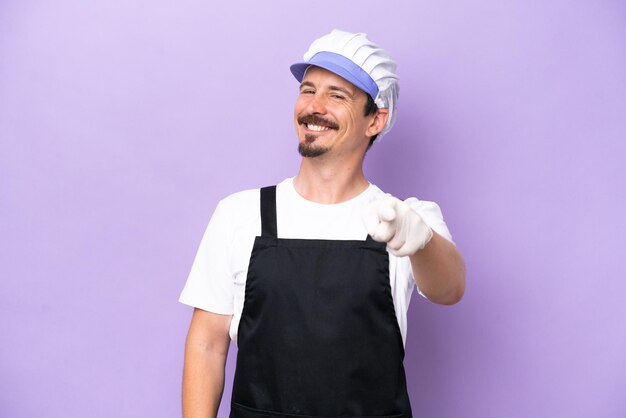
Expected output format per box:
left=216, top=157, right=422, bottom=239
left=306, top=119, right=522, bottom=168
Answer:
left=293, top=157, right=369, bottom=204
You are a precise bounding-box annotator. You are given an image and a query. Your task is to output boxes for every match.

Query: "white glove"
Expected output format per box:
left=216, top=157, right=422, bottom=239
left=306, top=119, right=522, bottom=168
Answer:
left=362, top=194, right=434, bottom=257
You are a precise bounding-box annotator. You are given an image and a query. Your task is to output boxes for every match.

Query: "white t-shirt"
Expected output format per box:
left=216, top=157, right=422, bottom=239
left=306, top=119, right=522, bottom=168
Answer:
left=179, top=178, right=453, bottom=346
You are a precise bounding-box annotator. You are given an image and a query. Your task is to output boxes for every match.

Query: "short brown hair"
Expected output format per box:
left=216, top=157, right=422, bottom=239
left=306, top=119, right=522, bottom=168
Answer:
left=364, top=94, right=379, bottom=150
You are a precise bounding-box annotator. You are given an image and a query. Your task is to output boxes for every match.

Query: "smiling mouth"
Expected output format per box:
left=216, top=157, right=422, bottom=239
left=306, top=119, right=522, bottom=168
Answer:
left=306, top=124, right=332, bottom=132
left=298, top=115, right=339, bottom=133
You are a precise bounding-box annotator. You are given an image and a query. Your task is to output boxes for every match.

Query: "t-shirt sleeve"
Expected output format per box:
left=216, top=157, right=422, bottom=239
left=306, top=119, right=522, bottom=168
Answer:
left=405, top=197, right=454, bottom=244
left=179, top=199, right=235, bottom=314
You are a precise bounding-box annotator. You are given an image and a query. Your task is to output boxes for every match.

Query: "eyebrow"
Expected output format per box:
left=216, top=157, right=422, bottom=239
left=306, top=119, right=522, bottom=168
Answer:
left=299, top=81, right=355, bottom=99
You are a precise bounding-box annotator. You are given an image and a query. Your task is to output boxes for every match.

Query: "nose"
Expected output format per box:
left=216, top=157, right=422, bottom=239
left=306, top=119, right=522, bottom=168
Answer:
left=307, top=93, right=327, bottom=114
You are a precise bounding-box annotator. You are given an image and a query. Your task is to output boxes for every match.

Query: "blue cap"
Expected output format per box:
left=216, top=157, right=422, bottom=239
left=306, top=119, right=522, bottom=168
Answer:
left=290, top=51, right=379, bottom=100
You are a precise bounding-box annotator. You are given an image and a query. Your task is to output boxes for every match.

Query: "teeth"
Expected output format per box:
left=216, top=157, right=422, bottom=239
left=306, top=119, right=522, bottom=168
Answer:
left=307, top=124, right=330, bottom=132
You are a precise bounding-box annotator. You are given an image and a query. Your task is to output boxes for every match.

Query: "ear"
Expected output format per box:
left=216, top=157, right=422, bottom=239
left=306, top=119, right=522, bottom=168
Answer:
left=366, top=108, right=389, bottom=137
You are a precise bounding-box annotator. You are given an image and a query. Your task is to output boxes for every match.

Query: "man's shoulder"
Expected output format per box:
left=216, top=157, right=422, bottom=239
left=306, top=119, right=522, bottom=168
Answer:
left=215, top=178, right=291, bottom=221
left=218, top=187, right=260, bottom=210
left=205, top=187, right=261, bottom=236
left=218, top=178, right=290, bottom=208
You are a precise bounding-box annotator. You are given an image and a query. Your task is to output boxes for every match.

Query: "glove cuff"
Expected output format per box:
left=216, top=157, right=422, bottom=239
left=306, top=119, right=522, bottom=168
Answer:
left=418, top=227, right=434, bottom=251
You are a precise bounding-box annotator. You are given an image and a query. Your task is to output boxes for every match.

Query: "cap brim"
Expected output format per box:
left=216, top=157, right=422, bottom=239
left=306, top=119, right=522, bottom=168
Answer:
left=290, top=62, right=311, bottom=83
left=289, top=53, right=378, bottom=99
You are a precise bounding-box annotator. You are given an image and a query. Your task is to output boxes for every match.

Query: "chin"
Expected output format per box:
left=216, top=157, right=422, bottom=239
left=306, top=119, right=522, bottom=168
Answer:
left=298, top=141, right=330, bottom=158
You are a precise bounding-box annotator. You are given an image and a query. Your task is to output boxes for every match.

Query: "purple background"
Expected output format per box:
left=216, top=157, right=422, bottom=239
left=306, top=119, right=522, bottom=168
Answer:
left=1, top=1, right=625, bottom=417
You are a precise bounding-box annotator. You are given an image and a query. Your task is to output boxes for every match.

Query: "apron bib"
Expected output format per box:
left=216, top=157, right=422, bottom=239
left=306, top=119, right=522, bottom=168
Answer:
left=231, top=186, right=412, bottom=418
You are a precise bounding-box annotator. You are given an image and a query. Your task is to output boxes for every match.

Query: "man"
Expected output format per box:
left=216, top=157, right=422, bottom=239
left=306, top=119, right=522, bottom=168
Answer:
left=180, top=29, right=466, bottom=418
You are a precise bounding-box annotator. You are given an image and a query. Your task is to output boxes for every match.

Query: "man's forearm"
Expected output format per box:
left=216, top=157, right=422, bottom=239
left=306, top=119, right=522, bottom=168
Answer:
left=182, top=308, right=232, bottom=418
left=182, top=339, right=229, bottom=418
left=409, top=231, right=466, bottom=305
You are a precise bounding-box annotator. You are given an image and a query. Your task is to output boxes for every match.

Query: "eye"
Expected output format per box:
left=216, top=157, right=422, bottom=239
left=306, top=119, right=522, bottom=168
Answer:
left=300, top=89, right=315, bottom=95
left=331, top=94, right=346, bottom=100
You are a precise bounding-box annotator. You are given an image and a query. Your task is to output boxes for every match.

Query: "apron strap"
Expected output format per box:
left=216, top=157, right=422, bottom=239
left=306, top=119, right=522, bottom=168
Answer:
left=260, top=186, right=277, bottom=238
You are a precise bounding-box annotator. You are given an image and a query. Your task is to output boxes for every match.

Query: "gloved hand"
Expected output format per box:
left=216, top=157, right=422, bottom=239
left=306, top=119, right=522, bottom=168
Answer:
left=362, top=194, right=434, bottom=257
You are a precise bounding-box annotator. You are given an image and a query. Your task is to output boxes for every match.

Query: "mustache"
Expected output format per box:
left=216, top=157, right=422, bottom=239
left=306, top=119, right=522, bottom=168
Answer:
left=297, top=114, right=339, bottom=130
